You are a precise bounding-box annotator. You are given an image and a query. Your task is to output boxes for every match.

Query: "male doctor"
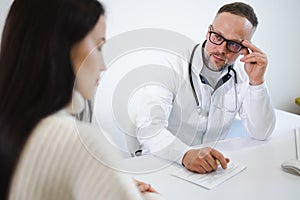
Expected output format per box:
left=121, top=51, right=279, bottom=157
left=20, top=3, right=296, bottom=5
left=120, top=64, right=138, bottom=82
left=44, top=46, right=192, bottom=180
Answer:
left=132, top=2, right=276, bottom=173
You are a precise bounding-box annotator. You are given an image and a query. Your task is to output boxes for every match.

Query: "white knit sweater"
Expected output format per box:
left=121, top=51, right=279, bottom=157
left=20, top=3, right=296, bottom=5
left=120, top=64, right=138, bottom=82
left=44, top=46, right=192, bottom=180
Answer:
left=8, top=93, right=163, bottom=200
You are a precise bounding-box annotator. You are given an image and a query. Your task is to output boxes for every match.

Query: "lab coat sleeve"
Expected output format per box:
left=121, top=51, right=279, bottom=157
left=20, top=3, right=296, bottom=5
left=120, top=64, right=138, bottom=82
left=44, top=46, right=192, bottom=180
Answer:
left=134, top=85, right=190, bottom=165
left=239, top=82, right=276, bottom=140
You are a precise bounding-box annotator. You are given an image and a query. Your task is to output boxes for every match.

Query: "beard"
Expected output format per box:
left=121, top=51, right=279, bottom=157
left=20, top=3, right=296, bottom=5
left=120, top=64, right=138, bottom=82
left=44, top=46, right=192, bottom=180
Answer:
left=202, top=51, right=230, bottom=72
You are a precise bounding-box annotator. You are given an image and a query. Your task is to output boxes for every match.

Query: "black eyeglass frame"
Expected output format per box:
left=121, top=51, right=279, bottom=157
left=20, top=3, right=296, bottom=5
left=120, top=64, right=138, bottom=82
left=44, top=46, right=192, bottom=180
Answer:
left=209, top=25, right=245, bottom=53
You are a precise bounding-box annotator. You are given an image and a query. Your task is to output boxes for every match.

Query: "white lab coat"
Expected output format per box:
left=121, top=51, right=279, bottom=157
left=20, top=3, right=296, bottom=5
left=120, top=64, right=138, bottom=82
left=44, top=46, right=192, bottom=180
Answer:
left=132, top=42, right=276, bottom=164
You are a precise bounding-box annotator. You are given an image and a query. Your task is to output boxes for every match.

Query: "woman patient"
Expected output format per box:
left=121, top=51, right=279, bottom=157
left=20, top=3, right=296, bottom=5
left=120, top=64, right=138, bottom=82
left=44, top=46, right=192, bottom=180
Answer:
left=0, top=0, right=162, bottom=199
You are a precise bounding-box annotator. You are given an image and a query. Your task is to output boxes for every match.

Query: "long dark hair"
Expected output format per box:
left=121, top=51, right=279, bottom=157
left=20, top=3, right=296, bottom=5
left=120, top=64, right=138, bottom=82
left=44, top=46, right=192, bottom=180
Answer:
left=0, top=0, right=105, bottom=198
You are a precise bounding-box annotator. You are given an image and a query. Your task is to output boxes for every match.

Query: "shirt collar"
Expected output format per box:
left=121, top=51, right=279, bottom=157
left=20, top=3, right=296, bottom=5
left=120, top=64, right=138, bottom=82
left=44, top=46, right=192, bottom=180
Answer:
left=65, top=90, right=85, bottom=115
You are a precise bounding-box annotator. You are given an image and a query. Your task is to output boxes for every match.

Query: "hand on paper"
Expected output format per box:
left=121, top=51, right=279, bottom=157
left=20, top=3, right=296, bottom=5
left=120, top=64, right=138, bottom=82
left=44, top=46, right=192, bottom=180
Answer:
left=182, top=147, right=230, bottom=174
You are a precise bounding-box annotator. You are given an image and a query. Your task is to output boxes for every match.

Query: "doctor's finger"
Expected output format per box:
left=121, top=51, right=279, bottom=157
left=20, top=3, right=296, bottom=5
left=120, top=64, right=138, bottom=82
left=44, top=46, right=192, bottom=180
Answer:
left=194, top=165, right=207, bottom=174
left=190, top=157, right=208, bottom=173
left=242, top=40, right=263, bottom=53
left=240, top=52, right=267, bottom=64
left=241, top=47, right=250, bottom=56
left=210, top=149, right=228, bottom=169
left=206, top=155, right=218, bottom=170
left=199, top=159, right=214, bottom=172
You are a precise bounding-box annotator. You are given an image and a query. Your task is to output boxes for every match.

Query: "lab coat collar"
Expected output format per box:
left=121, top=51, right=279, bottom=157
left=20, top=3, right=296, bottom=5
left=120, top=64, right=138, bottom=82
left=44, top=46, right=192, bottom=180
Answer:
left=190, top=42, right=204, bottom=76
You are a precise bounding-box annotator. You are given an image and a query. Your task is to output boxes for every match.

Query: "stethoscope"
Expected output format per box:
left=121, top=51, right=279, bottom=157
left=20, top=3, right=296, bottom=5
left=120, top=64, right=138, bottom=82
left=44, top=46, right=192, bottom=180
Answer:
left=188, top=42, right=238, bottom=113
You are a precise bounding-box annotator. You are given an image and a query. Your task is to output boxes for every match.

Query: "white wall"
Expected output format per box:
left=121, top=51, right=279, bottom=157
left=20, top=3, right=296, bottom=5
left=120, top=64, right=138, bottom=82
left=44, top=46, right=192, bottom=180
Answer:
left=1, top=0, right=299, bottom=114
left=0, top=0, right=12, bottom=39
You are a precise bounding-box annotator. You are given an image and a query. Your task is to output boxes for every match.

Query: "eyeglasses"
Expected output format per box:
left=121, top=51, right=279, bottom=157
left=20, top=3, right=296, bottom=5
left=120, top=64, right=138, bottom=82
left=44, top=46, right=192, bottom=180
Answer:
left=209, top=25, right=244, bottom=53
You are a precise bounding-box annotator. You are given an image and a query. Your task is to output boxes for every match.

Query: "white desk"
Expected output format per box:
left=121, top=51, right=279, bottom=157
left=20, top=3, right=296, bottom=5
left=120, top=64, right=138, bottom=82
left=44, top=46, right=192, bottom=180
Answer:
left=125, top=110, right=300, bottom=200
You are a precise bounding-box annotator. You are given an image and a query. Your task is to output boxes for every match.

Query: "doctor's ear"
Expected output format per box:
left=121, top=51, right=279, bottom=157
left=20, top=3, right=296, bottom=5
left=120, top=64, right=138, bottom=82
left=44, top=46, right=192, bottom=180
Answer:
left=206, top=25, right=212, bottom=35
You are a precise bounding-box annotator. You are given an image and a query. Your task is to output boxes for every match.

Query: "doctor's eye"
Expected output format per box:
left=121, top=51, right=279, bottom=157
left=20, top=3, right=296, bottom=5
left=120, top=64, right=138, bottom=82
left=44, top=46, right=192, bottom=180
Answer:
left=215, top=34, right=223, bottom=41
left=227, top=41, right=243, bottom=53
left=209, top=32, right=224, bottom=44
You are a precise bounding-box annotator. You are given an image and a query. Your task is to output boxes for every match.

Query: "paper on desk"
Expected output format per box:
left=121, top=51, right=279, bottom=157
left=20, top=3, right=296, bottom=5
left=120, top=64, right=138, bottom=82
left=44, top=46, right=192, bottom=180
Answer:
left=295, top=127, right=300, bottom=159
left=171, top=162, right=246, bottom=190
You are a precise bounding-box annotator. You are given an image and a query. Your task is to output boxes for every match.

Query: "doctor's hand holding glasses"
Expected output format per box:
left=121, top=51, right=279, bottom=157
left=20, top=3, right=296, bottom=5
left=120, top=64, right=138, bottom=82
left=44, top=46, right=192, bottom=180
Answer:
left=209, top=24, right=268, bottom=86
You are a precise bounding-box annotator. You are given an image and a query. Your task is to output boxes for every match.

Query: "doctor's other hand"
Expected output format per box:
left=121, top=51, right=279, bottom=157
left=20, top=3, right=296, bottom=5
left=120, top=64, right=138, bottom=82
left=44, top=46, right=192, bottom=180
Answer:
left=182, top=147, right=230, bottom=174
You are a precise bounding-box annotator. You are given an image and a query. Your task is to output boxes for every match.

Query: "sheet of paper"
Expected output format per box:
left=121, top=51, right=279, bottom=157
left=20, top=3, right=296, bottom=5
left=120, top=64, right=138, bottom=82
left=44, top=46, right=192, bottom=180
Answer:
left=171, top=162, right=246, bottom=190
